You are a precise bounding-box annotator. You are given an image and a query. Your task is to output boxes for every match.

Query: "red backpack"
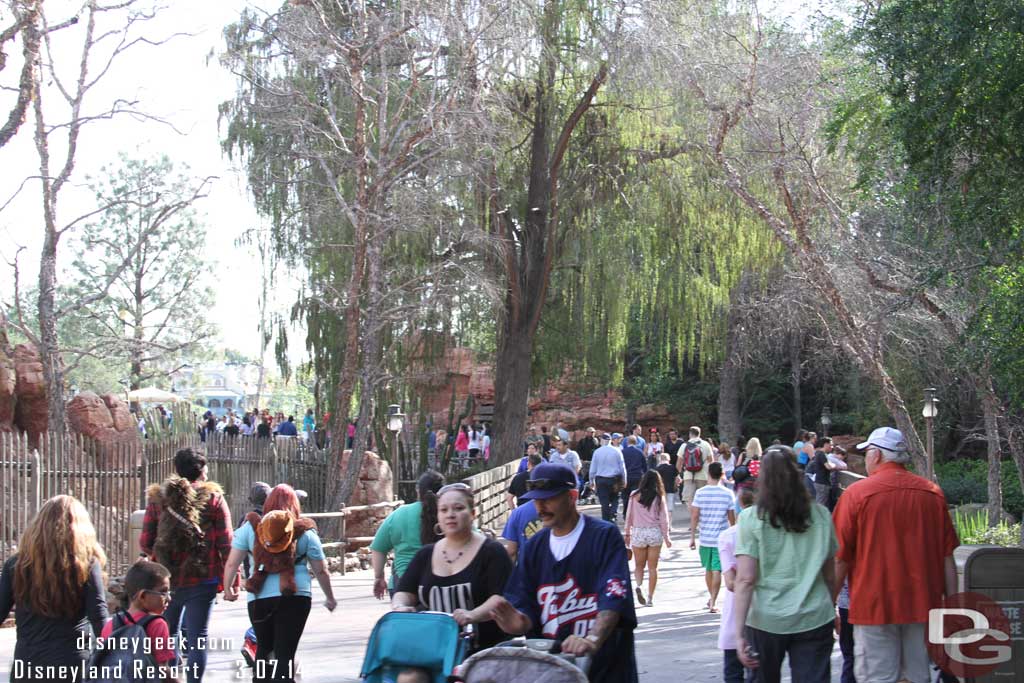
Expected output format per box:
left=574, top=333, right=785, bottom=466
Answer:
left=682, top=442, right=704, bottom=472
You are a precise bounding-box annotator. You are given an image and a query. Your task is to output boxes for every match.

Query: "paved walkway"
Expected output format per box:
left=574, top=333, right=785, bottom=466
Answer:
left=0, top=503, right=843, bottom=681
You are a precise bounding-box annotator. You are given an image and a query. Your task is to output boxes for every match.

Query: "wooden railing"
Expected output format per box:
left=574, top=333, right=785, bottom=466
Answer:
left=463, top=460, right=519, bottom=534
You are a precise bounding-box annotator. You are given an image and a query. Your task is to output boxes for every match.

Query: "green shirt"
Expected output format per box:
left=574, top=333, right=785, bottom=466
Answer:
left=369, top=502, right=423, bottom=585
left=735, top=503, right=837, bottom=634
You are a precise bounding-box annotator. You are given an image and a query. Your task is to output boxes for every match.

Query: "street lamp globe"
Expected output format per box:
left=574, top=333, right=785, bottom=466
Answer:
left=387, top=404, right=405, bottom=433
left=922, top=388, right=939, bottom=419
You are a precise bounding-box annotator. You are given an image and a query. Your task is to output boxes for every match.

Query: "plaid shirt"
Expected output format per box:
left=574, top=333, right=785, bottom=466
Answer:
left=140, top=485, right=234, bottom=590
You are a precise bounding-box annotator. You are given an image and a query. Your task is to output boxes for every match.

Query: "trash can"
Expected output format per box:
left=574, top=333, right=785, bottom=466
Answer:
left=952, top=545, right=1024, bottom=682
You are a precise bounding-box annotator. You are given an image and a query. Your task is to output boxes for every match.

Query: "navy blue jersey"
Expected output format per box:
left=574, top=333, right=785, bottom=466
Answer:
left=504, top=515, right=638, bottom=683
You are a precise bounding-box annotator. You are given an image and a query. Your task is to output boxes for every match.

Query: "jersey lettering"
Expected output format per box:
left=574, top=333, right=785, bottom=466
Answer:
left=536, top=574, right=599, bottom=638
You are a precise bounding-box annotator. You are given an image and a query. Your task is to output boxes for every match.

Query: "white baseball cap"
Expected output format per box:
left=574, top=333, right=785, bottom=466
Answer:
left=856, top=427, right=907, bottom=452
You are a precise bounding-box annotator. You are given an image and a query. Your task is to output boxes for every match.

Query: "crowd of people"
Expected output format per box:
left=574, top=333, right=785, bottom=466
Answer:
left=195, top=408, right=320, bottom=444
left=0, top=447, right=335, bottom=683
left=0, top=416, right=962, bottom=683
left=363, top=421, right=958, bottom=683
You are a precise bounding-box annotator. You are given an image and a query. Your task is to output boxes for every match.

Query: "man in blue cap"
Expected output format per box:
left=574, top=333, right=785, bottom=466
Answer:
left=490, top=462, right=638, bottom=683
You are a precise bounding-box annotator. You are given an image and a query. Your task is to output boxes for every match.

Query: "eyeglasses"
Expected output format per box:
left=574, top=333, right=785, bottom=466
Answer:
left=526, top=479, right=571, bottom=491
left=143, top=589, right=173, bottom=601
left=438, top=482, right=472, bottom=495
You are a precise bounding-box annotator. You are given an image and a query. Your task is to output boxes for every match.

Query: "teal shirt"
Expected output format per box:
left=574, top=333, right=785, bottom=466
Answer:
left=233, top=522, right=325, bottom=601
left=735, top=503, right=837, bottom=634
left=369, top=502, right=423, bottom=585
left=303, top=415, right=315, bottom=432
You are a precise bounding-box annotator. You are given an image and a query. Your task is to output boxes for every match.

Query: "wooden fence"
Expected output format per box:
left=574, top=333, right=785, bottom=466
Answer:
left=463, top=460, right=519, bottom=533
left=1, top=431, right=335, bottom=576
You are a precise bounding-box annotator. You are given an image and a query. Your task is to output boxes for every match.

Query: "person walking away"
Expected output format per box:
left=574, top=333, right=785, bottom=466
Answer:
left=654, top=452, right=680, bottom=516
left=0, top=495, right=109, bottom=683
left=506, top=452, right=540, bottom=510
left=223, top=485, right=337, bottom=683
left=302, top=410, right=315, bottom=442
left=277, top=416, right=298, bottom=437
left=540, top=426, right=552, bottom=455
left=734, top=446, right=838, bottom=683
left=589, top=433, right=627, bottom=523
left=832, top=427, right=958, bottom=683
left=623, top=471, right=672, bottom=606
left=489, top=462, right=639, bottom=683
left=454, top=425, right=470, bottom=468
left=744, top=437, right=762, bottom=479
left=96, top=560, right=178, bottom=682
left=718, top=488, right=756, bottom=683
left=391, top=483, right=513, bottom=654
left=370, top=471, right=446, bottom=599
left=689, top=463, right=736, bottom=613
left=467, top=424, right=482, bottom=462
left=141, top=448, right=233, bottom=683
left=620, top=435, right=648, bottom=520
left=679, top=426, right=713, bottom=510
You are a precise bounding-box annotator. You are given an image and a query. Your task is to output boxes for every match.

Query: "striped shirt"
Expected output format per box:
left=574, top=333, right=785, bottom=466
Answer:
left=692, top=484, right=736, bottom=547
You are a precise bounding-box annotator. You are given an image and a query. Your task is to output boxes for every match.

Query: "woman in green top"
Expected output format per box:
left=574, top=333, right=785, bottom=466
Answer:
left=733, top=446, right=838, bottom=683
left=371, top=470, right=445, bottom=599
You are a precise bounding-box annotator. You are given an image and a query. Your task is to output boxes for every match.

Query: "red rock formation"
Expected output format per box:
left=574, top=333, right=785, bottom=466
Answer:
left=0, top=347, right=14, bottom=432
left=66, top=392, right=140, bottom=463
left=336, top=450, right=395, bottom=538
left=13, top=344, right=47, bottom=444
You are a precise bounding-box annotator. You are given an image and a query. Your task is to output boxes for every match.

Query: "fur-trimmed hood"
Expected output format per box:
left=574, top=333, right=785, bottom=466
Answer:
left=146, top=477, right=223, bottom=505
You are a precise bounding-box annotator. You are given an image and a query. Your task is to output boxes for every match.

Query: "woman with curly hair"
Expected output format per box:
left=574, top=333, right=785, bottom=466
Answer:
left=623, top=469, right=672, bottom=607
left=0, top=495, right=109, bottom=682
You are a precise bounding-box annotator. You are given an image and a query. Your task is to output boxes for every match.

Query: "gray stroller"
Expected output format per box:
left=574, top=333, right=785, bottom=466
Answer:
left=455, top=639, right=589, bottom=683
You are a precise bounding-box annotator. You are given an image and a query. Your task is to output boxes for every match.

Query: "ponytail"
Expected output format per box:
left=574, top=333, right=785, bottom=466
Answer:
left=417, top=470, right=445, bottom=545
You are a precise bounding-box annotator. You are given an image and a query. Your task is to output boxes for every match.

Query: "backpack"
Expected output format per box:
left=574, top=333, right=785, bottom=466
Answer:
left=245, top=511, right=316, bottom=596
left=682, top=442, right=704, bottom=473
left=88, top=612, right=163, bottom=683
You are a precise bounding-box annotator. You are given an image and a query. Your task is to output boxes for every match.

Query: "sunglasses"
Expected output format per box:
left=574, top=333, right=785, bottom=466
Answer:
left=143, top=589, right=173, bottom=601
left=526, top=479, right=572, bottom=491
left=438, top=482, right=472, bottom=495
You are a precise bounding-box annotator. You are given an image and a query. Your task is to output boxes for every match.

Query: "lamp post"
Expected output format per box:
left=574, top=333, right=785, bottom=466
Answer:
left=922, top=388, right=939, bottom=481
left=387, top=404, right=405, bottom=496
left=820, top=407, right=832, bottom=438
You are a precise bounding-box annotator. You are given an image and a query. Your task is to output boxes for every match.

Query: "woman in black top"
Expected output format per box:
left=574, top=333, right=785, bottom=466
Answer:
left=0, top=495, right=109, bottom=682
left=392, top=483, right=513, bottom=652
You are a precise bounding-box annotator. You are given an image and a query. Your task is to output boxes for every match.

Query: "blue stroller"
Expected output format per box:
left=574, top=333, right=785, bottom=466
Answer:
left=360, top=612, right=472, bottom=683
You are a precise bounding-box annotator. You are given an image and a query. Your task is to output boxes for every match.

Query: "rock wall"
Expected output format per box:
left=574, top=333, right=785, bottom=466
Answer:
left=337, top=450, right=395, bottom=538
left=0, top=347, right=14, bottom=432
left=66, top=391, right=140, bottom=465
left=13, top=344, right=47, bottom=445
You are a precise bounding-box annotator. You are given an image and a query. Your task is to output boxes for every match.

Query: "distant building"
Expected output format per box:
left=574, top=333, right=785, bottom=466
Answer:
left=170, top=361, right=260, bottom=417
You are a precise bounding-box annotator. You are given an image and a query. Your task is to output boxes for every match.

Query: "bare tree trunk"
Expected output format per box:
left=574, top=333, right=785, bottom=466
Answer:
left=717, top=278, right=747, bottom=444
left=980, top=382, right=1002, bottom=525
left=790, top=332, right=802, bottom=436
left=34, top=76, right=61, bottom=432
left=1001, top=416, right=1024, bottom=544
left=0, top=0, right=42, bottom=149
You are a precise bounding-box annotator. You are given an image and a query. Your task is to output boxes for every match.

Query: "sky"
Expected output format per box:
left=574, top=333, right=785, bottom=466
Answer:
left=0, top=0, right=291, bottom=362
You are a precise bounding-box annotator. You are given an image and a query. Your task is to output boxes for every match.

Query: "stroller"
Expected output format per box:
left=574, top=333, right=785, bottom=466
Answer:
left=455, top=639, right=589, bottom=683
left=360, top=612, right=473, bottom=683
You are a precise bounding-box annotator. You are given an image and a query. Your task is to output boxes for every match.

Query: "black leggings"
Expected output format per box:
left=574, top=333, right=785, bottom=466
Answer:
left=248, top=595, right=312, bottom=682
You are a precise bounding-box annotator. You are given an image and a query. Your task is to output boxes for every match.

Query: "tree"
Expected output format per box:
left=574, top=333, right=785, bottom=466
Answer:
left=64, top=155, right=215, bottom=390
left=222, top=0, right=494, bottom=506
left=4, top=0, right=186, bottom=431
left=643, top=1, right=934, bottom=471
left=0, top=0, right=44, bottom=149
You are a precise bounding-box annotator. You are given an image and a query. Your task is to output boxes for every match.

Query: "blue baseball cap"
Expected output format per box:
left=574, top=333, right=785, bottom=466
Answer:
left=611, top=432, right=623, bottom=440
left=519, top=462, right=577, bottom=500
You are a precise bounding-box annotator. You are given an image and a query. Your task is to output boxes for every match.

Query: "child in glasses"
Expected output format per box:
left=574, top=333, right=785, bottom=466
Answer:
left=98, top=560, right=180, bottom=681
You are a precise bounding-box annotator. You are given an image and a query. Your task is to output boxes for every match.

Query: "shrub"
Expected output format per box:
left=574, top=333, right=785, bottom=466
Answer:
left=953, top=508, right=1022, bottom=547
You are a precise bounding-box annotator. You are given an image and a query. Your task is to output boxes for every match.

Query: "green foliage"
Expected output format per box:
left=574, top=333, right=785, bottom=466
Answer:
left=953, top=508, right=1022, bottom=548
left=937, top=458, right=1024, bottom=521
